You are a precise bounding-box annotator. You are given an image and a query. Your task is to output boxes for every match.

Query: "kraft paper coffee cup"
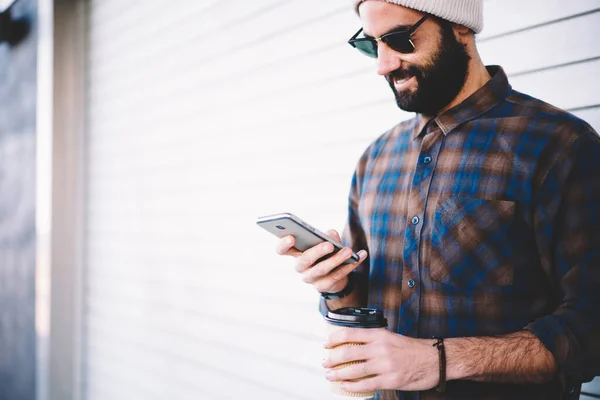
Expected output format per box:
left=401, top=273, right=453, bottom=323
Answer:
left=324, top=308, right=388, bottom=399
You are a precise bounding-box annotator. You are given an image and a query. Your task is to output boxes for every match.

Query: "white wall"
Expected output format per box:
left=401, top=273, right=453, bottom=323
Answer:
left=81, top=0, right=600, bottom=399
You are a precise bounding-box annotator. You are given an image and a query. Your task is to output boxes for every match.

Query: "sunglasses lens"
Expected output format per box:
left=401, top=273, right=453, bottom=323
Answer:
left=385, top=34, right=414, bottom=54
left=351, top=40, right=378, bottom=58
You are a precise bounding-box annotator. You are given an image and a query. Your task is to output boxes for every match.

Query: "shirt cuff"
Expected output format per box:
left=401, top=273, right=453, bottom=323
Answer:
left=524, top=314, right=582, bottom=377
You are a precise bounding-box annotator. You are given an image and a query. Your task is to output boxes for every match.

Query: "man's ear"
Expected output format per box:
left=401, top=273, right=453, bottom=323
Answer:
left=452, top=23, right=474, bottom=44
left=452, top=23, right=472, bottom=37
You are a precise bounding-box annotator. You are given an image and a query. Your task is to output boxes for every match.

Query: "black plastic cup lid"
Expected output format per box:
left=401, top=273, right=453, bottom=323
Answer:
left=324, top=307, right=387, bottom=328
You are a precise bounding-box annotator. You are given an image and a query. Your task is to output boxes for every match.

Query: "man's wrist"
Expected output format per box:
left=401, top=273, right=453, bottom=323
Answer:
left=320, top=274, right=353, bottom=300
left=443, top=338, right=471, bottom=381
left=421, top=338, right=447, bottom=390
left=326, top=277, right=349, bottom=293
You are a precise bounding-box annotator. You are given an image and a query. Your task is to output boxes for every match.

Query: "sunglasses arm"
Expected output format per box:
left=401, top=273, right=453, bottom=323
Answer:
left=350, top=27, right=363, bottom=41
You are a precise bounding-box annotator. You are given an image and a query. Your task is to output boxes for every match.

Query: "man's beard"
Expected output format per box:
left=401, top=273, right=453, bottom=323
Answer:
left=385, top=21, right=471, bottom=116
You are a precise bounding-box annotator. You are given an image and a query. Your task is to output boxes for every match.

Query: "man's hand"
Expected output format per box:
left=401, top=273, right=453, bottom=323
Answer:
left=322, top=327, right=439, bottom=393
left=323, top=328, right=558, bottom=393
left=275, top=229, right=367, bottom=294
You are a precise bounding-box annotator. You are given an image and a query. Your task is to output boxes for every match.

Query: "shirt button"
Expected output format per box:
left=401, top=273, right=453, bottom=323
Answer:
left=408, top=279, right=416, bottom=288
left=423, top=156, right=432, bottom=164
left=411, top=216, right=420, bottom=225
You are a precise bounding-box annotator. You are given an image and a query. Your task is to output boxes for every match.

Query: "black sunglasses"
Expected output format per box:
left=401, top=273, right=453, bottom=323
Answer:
left=348, top=15, right=428, bottom=58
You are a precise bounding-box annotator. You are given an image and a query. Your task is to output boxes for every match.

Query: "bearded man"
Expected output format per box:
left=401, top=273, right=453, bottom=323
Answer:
left=276, top=1, right=600, bottom=398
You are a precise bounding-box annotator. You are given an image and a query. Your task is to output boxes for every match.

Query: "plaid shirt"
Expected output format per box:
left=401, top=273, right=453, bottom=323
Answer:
left=340, top=66, right=600, bottom=400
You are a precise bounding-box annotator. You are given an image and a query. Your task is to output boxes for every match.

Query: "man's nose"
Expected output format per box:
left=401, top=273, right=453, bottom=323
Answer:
left=376, top=42, right=402, bottom=76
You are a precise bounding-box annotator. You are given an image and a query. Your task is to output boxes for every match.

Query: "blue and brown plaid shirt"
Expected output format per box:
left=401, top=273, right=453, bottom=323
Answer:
left=341, top=66, right=600, bottom=400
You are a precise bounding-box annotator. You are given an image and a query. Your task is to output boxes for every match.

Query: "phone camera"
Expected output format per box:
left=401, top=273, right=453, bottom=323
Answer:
left=275, top=225, right=286, bottom=230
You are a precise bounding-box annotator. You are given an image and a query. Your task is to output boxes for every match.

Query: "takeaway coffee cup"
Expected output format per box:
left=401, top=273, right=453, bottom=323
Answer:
left=324, top=308, right=388, bottom=399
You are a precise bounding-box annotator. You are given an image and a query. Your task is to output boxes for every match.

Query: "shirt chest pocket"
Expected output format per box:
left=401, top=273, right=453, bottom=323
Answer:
left=429, top=197, right=516, bottom=288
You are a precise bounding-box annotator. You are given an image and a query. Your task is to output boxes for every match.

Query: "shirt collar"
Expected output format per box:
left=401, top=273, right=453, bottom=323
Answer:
left=412, top=66, right=512, bottom=140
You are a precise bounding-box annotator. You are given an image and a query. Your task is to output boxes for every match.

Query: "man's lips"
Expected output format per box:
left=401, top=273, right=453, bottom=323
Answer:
left=393, top=75, right=416, bottom=91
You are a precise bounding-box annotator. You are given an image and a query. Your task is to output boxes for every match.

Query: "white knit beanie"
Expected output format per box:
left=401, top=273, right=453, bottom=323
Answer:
left=354, top=0, right=484, bottom=34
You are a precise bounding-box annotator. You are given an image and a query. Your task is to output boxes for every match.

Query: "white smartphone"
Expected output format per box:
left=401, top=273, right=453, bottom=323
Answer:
left=256, top=212, right=360, bottom=265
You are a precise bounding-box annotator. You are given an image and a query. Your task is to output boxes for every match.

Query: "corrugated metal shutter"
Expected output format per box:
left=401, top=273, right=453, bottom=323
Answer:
left=82, top=0, right=600, bottom=398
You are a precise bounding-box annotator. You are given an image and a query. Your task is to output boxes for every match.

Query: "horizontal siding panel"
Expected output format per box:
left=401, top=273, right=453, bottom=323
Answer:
left=84, top=1, right=358, bottom=396
left=89, top=5, right=600, bottom=103
left=82, top=183, right=351, bottom=219
left=482, top=0, right=599, bottom=39
left=88, top=0, right=265, bottom=63
left=82, top=219, right=343, bottom=300
left=86, top=359, right=229, bottom=400
left=82, top=136, right=369, bottom=183
left=84, top=261, right=326, bottom=330
left=84, top=345, right=231, bottom=400
left=85, top=292, right=325, bottom=368
left=83, top=0, right=600, bottom=398
left=87, top=4, right=600, bottom=107
left=87, top=2, right=350, bottom=94
left=478, top=11, right=600, bottom=74
left=510, top=58, right=600, bottom=111
left=89, top=137, right=379, bottom=181
left=84, top=103, right=398, bottom=166
left=84, top=313, right=326, bottom=399
left=86, top=15, right=600, bottom=143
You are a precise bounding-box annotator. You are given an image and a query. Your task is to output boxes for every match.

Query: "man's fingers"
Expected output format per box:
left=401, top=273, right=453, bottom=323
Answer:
left=339, top=376, right=381, bottom=394
left=301, top=246, right=354, bottom=283
left=357, top=249, right=368, bottom=260
left=322, top=343, right=371, bottom=369
left=325, top=229, right=341, bottom=242
left=311, top=262, right=358, bottom=293
left=325, top=360, right=376, bottom=382
left=295, top=241, right=335, bottom=273
left=276, top=236, right=302, bottom=257
left=328, top=251, right=367, bottom=281
left=304, top=248, right=367, bottom=286
left=277, top=228, right=369, bottom=294
left=325, top=327, right=384, bottom=349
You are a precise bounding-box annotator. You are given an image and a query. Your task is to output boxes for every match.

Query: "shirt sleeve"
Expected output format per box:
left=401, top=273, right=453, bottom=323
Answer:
left=319, top=152, right=371, bottom=316
left=525, top=131, right=600, bottom=380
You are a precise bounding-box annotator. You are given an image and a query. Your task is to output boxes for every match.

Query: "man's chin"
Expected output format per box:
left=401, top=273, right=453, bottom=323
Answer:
left=395, top=93, right=438, bottom=114
left=392, top=90, right=420, bottom=112
left=396, top=103, right=420, bottom=113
